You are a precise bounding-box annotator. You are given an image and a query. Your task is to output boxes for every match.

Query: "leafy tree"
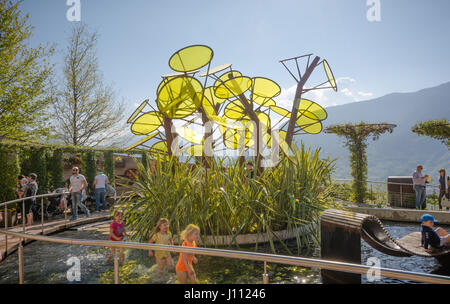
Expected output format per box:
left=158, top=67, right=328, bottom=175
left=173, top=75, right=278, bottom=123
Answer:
left=325, top=122, right=396, bottom=204
left=0, top=0, right=54, bottom=140
left=51, top=23, right=125, bottom=146
left=412, top=118, right=449, bottom=147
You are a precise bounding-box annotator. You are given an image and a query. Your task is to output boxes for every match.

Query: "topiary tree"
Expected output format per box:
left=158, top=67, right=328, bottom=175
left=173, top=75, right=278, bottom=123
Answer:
left=47, top=149, right=64, bottom=190
left=325, top=122, right=396, bottom=204
left=103, top=150, right=115, bottom=187
left=412, top=118, right=449, bottom=148
left=82, top=150, right=96, bottom=193
left=20, top=147, right=48, bottom=194
left=0, top=145, right=20, bottom=203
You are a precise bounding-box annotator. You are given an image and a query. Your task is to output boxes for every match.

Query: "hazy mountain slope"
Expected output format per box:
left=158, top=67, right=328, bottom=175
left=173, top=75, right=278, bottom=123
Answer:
left=297, top=82, right=450, bottom=181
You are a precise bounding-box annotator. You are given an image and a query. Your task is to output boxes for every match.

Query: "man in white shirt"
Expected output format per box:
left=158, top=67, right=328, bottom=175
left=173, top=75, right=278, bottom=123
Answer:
left=69, top=167, right=90, bottom=220
left=93, top=169, right=109, bottom=212
left=412, top=165, right=429, bottom=210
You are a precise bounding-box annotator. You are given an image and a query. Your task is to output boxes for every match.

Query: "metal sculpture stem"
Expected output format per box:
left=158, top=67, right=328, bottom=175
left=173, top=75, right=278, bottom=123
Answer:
left=285, top=56, right=321, bottom=147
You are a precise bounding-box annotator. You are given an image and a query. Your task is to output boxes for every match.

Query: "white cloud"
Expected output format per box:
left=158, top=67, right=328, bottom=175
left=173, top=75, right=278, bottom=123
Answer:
left=357, top=91, right=373, bottom=97
left=273, top=76, right=374, bottom=110
left=341, top=88, right=354, bottom=97
left=336, top=77, right=356, bottom=83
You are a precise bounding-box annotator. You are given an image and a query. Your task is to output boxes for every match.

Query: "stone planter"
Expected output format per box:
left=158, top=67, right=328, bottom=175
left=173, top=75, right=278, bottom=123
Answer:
left=172, top=223, right=317, bottom=246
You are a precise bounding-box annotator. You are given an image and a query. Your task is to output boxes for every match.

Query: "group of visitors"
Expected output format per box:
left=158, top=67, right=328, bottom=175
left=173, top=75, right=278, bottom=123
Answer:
left=13, top=167, right=112, bottom=225
left=68, top=167, right=110, bottom=221
left=16, top=173, right=38, bottom=226
left=413, top=165, right=449, bottom=210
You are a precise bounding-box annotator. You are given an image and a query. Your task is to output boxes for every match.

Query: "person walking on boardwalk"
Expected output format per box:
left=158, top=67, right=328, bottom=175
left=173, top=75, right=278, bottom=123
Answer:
left=93, top=169, right=109, bottom=212
left=438, top=169, right=449, bottom=210
left=413, top=165, right=429, bottom=210
left=69, top=167, right=90, bottom=220
left=23, top=173, right=38, bottom=226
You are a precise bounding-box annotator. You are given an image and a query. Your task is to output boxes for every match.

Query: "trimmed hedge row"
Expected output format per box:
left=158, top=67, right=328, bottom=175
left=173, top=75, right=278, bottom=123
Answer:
left=0, top=140, right=143, bottom=203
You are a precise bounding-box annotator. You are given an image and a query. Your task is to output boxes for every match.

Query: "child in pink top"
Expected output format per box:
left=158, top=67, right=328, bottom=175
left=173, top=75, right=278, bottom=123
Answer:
left=107, top=210, right=129, bottom=264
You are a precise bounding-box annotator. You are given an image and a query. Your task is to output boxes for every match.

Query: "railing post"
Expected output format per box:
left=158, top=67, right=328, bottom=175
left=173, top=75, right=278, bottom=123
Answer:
left=22, top=199, right=25, bottom=233
left=370, top=184, right=373, bottom=203
left=4, top=203, right=8, bottom=255
left=41, top=197, right=44, bottom=235
left=400, top=185, right=403, bottom=208
left=114, top=248, right=120, bottom=284
left=262, top=261, right=269, bottom=284
left=18, top=241, right=24, bottom=284
left=64, top=195, right=68, bottom=227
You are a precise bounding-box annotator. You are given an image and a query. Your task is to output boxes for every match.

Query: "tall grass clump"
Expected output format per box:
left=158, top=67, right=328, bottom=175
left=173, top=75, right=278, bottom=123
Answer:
left=119, top=143, right=335, bottom=254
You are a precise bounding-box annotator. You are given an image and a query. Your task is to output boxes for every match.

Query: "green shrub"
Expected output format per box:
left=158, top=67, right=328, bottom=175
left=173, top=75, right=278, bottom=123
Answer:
left=20, top=147, right=48, bottom=194
left=82, top=150, right=96, bottom=193
left=120, top=143, right=335, bottom=254
left=0, top=145, right=20, bottom=203
left=103, top=150, right=115, bottom=187
left=47, top=149, right=64, bottom=190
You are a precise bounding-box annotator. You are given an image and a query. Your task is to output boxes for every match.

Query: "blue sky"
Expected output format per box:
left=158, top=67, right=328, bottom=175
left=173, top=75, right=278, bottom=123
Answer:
left=21, top=0, right=450, bottom=117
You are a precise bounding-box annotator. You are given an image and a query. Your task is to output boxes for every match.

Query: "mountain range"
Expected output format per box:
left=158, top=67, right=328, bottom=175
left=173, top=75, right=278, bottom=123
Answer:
left=297, top=81, right=450, bottom=181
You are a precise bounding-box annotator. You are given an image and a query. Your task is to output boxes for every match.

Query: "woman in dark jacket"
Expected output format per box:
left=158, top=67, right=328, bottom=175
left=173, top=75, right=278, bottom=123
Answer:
left=438, top=169, right=449, bottom=210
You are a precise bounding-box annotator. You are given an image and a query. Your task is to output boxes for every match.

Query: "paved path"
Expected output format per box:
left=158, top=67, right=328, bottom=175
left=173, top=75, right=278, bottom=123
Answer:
left=0, top=211, right=111, bottom=262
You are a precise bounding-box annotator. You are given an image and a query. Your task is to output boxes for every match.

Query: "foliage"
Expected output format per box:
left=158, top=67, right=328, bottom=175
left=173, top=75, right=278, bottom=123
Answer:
left=103, top=150, right=115, bottom=187
left=119, top=143, right=335, bottom=254
left=82, top=150, right=96, bottom=193
left=0, top=144, right=20, bottom=203
left=412, top=118, right=450, bottom=147
left=325, top=122, right=395, bottom=204
left=141, top=151, right=149, bottom=172
left=20, top=147, right=48, bottom=194
left=0, top=139, right=137, bottom=203
left=0, top=0, right=54, bottom=140
left=50, top=23, right=125, bottom=146
left=47, top=149, right=64, bottom=190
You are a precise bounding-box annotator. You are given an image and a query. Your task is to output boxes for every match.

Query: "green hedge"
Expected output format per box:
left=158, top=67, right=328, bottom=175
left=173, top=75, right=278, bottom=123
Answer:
left=20, top=147, right=48, bottom=194
left=0, top=145, right=20, bottom=203
left=47, top=149, right=64, bottom=190
left=82, top=150, right=97, bottom=194
left=103, top=151, right=115, bottom=187
left=0, top=139, right=140, bottom=203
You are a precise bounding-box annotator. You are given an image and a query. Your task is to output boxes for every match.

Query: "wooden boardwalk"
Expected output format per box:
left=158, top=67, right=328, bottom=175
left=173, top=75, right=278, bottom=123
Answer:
left=0, top=211, right=111, bottom=262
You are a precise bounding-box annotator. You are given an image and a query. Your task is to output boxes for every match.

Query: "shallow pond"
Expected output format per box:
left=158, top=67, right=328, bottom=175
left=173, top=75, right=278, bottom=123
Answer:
left=0, top=221, right=448, bottom=284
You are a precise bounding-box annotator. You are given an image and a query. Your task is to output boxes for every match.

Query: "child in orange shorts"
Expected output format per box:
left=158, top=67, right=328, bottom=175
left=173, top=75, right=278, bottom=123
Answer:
left=176, top=224, right=200, bottom=284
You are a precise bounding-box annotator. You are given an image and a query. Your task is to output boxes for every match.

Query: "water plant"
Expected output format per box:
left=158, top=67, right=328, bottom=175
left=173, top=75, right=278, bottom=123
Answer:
left=119, top=143, right=335, bottom=254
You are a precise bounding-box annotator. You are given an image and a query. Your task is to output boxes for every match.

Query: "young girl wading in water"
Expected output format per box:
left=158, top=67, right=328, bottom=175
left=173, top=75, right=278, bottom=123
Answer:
left=148, top=218, right=174, bottom=276
left=108, top=210, right=129, bottom=264
left=176, top=224, right=200, bottom=284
